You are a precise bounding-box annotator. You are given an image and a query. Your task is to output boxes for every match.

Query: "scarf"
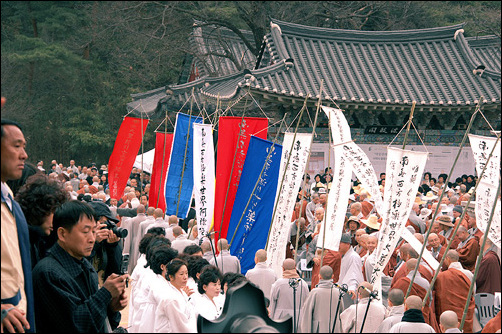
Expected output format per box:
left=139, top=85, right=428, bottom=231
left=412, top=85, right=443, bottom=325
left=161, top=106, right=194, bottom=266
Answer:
left=401, top=308, right=426, bottom=323
left=282, top=268, right=300, bottom=279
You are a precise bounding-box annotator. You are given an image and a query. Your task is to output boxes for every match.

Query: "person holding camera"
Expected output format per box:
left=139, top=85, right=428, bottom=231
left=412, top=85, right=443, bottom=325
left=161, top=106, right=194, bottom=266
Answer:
left=88, top=201, right=127, bottom=283
left=32, top=200, right=128, bottom=332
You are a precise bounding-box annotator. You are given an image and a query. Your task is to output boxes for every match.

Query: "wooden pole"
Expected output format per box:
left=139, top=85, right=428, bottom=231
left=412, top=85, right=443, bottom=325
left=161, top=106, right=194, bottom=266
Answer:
left=402, top=101, right=416, bottom=149
left=265, top=96, right=309, bottom=250
left=176, top=88, right=194, bottom=216
left=459, top=180, right=501, bottom=331
left=293, top=80, right=324, bottom=263
left=422, top=133, right=500, bottom=307
left=320, top=93, right=332, bottom=268
left=405, top=103, right=479, bottom=298
left=155, top=110, right=169, bottom=208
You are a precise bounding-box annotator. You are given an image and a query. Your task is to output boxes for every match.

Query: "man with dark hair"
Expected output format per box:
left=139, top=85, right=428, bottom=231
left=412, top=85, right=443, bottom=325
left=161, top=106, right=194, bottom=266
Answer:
left=1, top=117, right=36, bottom=333
left=32, top=200, right=128, bottom=332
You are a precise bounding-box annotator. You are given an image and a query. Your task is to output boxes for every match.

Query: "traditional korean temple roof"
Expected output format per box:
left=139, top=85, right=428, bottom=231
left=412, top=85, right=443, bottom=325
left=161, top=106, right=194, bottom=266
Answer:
left=127, top=19, right=501, bottom=121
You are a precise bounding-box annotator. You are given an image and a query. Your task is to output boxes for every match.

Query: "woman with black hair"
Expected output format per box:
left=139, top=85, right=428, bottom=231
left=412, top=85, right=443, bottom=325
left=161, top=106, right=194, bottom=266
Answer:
left=194, top=265, right=224, bottom=321
left=15, top=173, right=70, bottom=268
left=154, top=258, right=197, bottom=333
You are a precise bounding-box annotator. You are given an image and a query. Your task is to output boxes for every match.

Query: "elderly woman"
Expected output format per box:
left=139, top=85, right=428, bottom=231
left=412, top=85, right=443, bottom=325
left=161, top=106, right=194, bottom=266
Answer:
left=154, top=258, right=197, bottom=333
left=194, top=265, right=224, bottom=321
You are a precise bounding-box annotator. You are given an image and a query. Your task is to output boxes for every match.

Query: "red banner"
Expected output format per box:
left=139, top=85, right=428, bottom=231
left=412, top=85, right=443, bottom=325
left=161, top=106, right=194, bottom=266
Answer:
left=148, top=132, right=174, bottom=212
left=213, top=117, right=268, bottom=247
left=108, top=116, right=149, bottom=199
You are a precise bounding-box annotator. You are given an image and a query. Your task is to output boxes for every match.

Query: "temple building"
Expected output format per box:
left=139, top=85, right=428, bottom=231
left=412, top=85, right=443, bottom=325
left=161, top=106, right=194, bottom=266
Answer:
left=126, top=19, right=500, bottom=148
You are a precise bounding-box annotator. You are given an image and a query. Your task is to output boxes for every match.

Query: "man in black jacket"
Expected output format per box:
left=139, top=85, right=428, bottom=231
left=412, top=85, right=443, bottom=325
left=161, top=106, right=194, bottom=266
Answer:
left=32, top=200, right=128, bottom=332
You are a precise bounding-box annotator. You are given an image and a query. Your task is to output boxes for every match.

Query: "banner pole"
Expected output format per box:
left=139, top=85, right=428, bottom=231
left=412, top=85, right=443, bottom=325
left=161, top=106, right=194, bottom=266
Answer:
left=422, top=131, right=500, bottom=307
left=405, top=102, right=480, bottom=299
left=265, top=96, right=309, bottom=250
left=320, top=84, right=331, bottom=268
left=156, top=110, right=169, bottom=208
left=459, top=179, right=501, bottom=331
left=402, top=101, right=416, bottom=150
left=293, top=80, right=324, bottom=263
left=176, top=88, right=194, bottom=217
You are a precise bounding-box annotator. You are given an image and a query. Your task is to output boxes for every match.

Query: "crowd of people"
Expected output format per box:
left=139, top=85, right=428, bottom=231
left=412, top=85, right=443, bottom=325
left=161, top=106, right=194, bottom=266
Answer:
left=2, top=116, right=501, bottom=333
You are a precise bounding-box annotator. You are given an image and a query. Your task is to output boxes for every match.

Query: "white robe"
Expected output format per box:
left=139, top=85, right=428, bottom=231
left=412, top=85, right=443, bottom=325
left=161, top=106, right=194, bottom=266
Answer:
left=209, top=250, right=241, bottom=274
left=337, top=247, right=364, bottom=292
left=389, top=321, right=435, bottom=333
left=129, top=268, right=156, bottom=333
left=375, top=304, right=405, bottom=333
left=340, top=297, right=386, bottom=333
left=194, top=293, right=223, bottom=321
left=154, top=281, right=197, bottom=333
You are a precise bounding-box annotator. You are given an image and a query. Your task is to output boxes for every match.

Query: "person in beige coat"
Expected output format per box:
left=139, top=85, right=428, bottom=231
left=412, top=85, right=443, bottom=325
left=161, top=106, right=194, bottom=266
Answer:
left=299, top=265, right=344, bottom=333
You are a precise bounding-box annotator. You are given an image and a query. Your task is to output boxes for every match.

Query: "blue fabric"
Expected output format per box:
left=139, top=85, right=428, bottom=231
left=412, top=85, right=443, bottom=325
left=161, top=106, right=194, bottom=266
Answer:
left=228, top=136, right=282, bottom=275
left=1, top=192, right=35, bottom=332
left=164, top=112, right=203, bottom=218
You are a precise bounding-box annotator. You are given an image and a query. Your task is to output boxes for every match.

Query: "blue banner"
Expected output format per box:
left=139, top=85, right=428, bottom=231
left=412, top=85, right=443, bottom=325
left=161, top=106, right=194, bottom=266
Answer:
left=228, top=136, right=282, bottom=274
left=164, top=112, right=203, bottom=218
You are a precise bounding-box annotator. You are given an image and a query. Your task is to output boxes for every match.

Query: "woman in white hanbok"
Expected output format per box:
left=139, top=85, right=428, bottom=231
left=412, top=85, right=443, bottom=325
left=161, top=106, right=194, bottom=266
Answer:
left=194, top=266, right=224, bottom=321
left=154, top=258, right=197, bottom=333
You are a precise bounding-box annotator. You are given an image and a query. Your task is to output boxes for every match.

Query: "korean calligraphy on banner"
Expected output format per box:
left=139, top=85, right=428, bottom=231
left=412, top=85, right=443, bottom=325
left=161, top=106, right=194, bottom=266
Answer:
left=370, top=147, right=428, bottom=296
left=317, top=106, right=353, bottom=251
left=468, top=134, right=501, bottom=248
left=193, top=123, right=215, bottom=239
left=267, top=132, right=312, bottom=279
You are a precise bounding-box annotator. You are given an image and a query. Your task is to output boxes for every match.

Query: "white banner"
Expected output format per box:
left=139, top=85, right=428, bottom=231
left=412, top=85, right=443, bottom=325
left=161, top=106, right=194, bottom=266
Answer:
left=370, top=147, right=428, bottom=295
left=193, top=123, right=215, bottom=238
left=401, top=227, right=439, bottom=269
left=267, top=132, right=312, bottom=278
left=468, top=134, right=501, bottom=248
left=317, top=106, right=353, bottom=251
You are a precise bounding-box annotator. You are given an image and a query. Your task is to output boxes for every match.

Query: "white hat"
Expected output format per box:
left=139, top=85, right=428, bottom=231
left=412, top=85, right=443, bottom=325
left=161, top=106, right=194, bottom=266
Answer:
left=362, top=215, right=381, bottom=230
left=419, top=208, right=432, bottom=220
left=422, top=192, right=438, bottom=201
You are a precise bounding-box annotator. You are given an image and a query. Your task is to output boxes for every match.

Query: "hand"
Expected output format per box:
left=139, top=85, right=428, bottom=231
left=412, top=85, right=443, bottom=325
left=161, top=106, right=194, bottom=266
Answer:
left=312, top=257, right=320, bottom=266
left=1, top=304, right=30, bottom=333
left=348, top=290, right=357, bottom=300
left=182, top=285, right=194, bottom=297
left=107, top=232, right=120, bottom=244
left=103, top=273, right=128, bottom=299
left=95, top=223, right=109, bottom=243
left=109, top=291, right=128, bottom=312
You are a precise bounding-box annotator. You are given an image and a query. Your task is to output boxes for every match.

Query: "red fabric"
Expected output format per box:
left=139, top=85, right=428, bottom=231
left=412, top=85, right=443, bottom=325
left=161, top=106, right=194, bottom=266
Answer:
left=108, top=116, right=149, bottom=199
left=435, top=268, right=475, bottom=333
left=310, top=250, right=341, bottom=289
left=148, top=132, right=174, bottom=211
left=457, top=238, right=480, bottom=272
left=481, top=310, right=501, bottom=333
left=391, top=263, right=433, bottom=288
left=212, top=117, right=268, bottom=247
left=393, top=277, right=440, bottom=333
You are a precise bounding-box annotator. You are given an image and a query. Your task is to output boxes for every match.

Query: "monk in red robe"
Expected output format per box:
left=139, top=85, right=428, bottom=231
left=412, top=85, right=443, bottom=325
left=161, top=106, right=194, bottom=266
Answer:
left=310, top=248, right=341, bottom=289
left=435, top=250, right=475, bottom=333
left=456, top=226, right=480, bottom=272
left=391, top=243, right=433, bottom=288
left=476, top=238, right=501, bottom=294
left=427, top=233, right=446, bottom=263
left=392, top=259, right=440, bottom=332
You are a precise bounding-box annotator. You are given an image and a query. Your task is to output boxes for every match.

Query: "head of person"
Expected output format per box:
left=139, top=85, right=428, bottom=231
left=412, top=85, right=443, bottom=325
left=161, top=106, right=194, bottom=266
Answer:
left=405, top=258, right=418, bottom=274
left=319, top=194, right=327, bottom=206
left=187, top=256, right=210, bottom=282
left=427, top=233, right=441, bottom=249
left=1, top=119, right=28, bottom=183
left=168, top=214, right=178, bottom=225
left=16, top=173, right=70, bottom=235
left=197, top=265, right=223, bottom=299
left=404, top=295, right=423, bottom=312
left=173, top=226, right=183, bottom=238
left=201, top=240, right=212, bottom=253
left=366, top=235, right=378, bottom=254
left=346, top=216, right=360, bottom=231
left=221, top=272, right=246, bottom=294
left=358, top=233, right=369, bottom=249
left=350, top=202, right=362, bottom=216
left=387, top=288, right=405, bottom=308
left=183, top=244, right=202, bottom=256
left=443, top=250, right=460, bottom=269
left=456, top=226, right=469, bottom=242
left=139, top=194, right=148, bottom=207
left=254, top=249, right=267, bottom=264
left=53, top=200, right=97, bottom=260
left=282, top=258, right=296, bottom=273
left=440, top=310, right=460, bottom=332
left=423, top=172, right=431, bottom=181
left=358, top=281, right=374, bottom=298
left=338, top=233, right=352, bottom=255
left=319, top=265, right=333, bottom=281
left=166, top=258, right=189, bottom=290
left=153, top=208, right=165, bottom=219
left=311, top=193, right=319, bottom=204
left=149, top=245, right=178, bottom=276
left=217, top=238, right=230, bottom=252
left=314, top=207, right=325, bottom=222
left=355, top=229, right=367, bottom=244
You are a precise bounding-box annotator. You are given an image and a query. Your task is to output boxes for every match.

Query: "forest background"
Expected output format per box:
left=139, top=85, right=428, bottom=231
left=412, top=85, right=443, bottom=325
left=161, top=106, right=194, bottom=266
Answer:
left=1, top=1, right=500, bottom=166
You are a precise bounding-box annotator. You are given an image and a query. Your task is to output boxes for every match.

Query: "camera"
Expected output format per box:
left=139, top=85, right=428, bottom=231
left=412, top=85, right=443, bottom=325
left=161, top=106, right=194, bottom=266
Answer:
left=105, top=220, right=128, bottom=238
